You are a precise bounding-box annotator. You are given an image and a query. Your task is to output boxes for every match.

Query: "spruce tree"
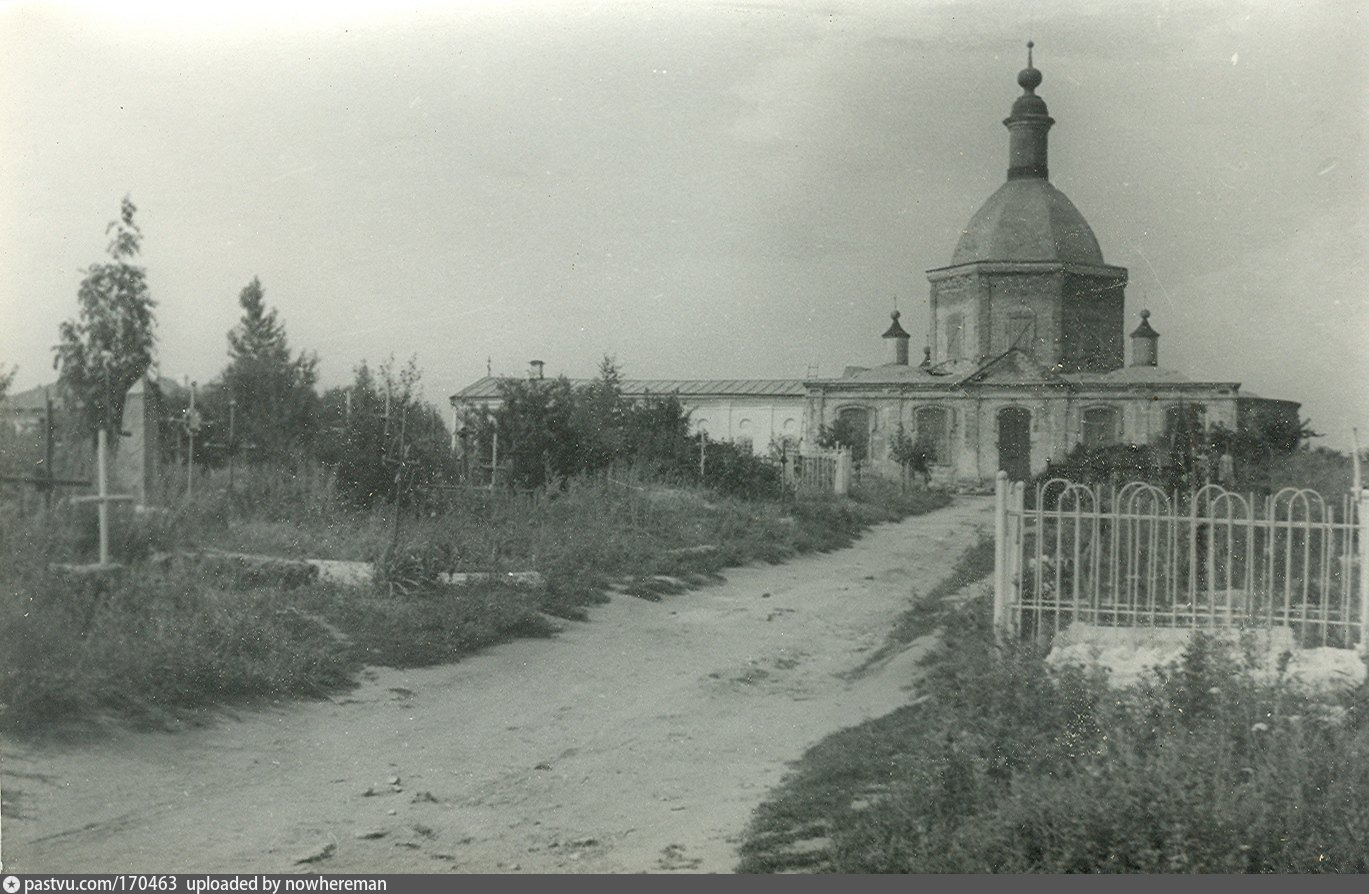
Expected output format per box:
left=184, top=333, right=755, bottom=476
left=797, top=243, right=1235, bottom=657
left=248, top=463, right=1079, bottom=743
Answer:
left=216, top=277, right=319, bottom=460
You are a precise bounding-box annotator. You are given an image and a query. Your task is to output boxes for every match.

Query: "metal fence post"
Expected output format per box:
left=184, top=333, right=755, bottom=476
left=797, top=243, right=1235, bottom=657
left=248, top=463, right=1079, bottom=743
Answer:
left=993, top=470, right=1009, bottom=643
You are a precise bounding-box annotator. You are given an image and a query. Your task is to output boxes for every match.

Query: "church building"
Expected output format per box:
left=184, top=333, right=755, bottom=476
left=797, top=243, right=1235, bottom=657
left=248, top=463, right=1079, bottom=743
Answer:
left=451, top=47, right=1299, bottom=486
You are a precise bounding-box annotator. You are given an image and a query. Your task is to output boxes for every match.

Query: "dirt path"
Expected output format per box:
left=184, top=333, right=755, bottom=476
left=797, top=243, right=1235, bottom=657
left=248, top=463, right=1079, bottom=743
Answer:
left=2, top=497, right=992, bottom=874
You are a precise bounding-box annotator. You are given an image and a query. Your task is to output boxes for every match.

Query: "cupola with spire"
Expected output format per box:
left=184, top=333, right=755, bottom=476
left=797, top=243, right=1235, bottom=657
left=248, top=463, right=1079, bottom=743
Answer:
left=1129, top=310, right=1159, bottom=367
left=1006, top=41, right=1053, bottom=180
left=882, top=309, right=910, bottom=365
left=925, top=42, right=1129, bottom=374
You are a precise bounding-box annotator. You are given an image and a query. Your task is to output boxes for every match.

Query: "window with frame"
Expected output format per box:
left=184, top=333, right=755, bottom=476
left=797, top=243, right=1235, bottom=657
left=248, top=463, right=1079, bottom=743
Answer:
left=1082, top=406, right=1121, bottom=450
left=996, top=308, right=1037, bottom=358
left=944, top=313, right=965, bottom=360
left=914, top=406, right=952, bottom=464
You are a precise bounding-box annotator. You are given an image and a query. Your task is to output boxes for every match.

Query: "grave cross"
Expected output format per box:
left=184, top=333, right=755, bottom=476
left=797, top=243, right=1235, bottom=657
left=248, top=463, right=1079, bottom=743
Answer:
left=69, top=429, right=135, bottom=566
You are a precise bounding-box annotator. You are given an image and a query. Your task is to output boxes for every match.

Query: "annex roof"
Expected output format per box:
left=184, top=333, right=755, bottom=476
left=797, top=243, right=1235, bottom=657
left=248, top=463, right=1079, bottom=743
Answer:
left=451, top=376, right=808, bottom=402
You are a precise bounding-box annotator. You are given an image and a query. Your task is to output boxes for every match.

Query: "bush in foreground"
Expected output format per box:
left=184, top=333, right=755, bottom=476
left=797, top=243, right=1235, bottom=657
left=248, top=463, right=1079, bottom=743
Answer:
left=739, top=577, right=1369, bottom=873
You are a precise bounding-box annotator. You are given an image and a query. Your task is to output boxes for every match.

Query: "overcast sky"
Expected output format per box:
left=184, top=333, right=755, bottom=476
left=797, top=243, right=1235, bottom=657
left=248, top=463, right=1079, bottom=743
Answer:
left=1, top=0, right=1365, bottom=447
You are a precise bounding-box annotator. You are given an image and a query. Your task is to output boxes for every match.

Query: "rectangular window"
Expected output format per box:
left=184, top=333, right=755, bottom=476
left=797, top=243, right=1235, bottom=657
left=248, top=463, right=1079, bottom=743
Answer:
left=914, top=406, right=951, bottom=464
left=1082, top=407, right=1120, bottom=449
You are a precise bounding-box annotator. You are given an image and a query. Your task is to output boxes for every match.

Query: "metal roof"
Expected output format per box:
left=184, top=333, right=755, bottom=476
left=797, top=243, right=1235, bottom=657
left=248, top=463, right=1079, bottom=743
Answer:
left=451, top=376, right=808, bottom=402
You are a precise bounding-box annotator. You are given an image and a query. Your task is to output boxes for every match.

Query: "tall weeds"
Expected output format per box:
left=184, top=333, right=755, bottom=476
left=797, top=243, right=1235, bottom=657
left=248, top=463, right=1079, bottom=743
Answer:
left=739, top=589, right=1369, bottom=873
left=0, top=463, right=950, bottom=734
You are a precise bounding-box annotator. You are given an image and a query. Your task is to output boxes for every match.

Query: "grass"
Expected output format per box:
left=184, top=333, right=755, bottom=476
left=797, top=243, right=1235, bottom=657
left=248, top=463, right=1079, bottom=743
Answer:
left=0, top=464, right=951, bottom=734
left=855, top=535, right=996, bottom=672
left=738, top=582, right=1369, bottom=873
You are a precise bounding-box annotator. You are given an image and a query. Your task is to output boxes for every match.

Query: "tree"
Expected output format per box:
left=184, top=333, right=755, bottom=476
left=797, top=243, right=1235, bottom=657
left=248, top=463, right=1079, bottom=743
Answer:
left=571, top=356, right=630, bottom=474
left=318, top=357, right=452, bottom=508
left=493, top=375, right=580, bottom=490
left=816, top=416, right=865, bottom=459
left=212, top=276, right=320, bottom=461
left=53, top=196, right=157, bottom=439
left=889, top=423, right=932, bottom=487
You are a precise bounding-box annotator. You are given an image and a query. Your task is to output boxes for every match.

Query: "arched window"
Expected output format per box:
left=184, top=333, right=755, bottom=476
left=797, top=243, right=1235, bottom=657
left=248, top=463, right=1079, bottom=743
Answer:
left=944, top=313, right=965, bottom=361
left=735, top=418, right=754, bottom=454
left=1082, top=406, right=1121, bottom=449
left=914, top=406, right=952, bottom=464
left=835, top=406, right=871, bottom=462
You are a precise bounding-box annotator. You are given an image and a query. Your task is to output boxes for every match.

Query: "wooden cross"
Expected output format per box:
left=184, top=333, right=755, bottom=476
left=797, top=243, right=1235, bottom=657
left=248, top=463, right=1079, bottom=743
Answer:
left=69, top=429, right=135, bottom=566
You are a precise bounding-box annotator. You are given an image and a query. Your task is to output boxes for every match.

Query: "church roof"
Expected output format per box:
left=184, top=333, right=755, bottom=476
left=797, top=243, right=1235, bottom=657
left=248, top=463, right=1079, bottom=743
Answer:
left=949, top=178, right=1105, bottom=266
left=451, top=376, right=807, bottom=402
left=942, top=45, right=1107, bottom=269
left=957, top=348, right=1072, bottom=387
left=1064, top=365, right=1198, bottom=385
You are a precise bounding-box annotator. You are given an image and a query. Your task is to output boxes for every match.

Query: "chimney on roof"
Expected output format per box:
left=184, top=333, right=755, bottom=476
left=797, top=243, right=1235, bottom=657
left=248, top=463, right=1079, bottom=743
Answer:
left=1129, top=310, right=1159, bottom=367
left=882, top=310, right=911, bottom=366
left=529, top=360, right=545, bottom=380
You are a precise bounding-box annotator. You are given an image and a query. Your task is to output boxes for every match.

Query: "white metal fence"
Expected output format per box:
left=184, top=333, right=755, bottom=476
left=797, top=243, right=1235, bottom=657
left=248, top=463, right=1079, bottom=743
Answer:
left=993, top=472, right=1369, bottom=654
left=788, top=448, right=851, bottom=495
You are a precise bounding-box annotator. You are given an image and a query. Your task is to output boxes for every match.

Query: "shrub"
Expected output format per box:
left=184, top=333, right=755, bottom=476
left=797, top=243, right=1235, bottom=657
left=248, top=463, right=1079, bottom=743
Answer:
left=739, top=588, right=1369, bottom=873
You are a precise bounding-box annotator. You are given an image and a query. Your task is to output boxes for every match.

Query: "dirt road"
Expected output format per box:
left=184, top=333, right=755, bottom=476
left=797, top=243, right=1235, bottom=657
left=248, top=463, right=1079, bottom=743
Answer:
left=2, top=497, right=992, bottom=874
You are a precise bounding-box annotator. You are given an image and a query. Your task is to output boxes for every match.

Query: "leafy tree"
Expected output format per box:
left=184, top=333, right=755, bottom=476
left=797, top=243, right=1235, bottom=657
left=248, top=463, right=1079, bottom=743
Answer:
left=889, top=423, right=932, bottom=487
left=211, top=277, right=319, bottom=460
left=621, top=393, right=696, bottom=477
left=53, top=196, right=157, bottom=439
left=816, top=416, right=866, bottom=460
left=318, top=357, right=452, bottom=508
left=572, top=356, right=630, bottom=474
left=493, top=375, right=580, bottom=490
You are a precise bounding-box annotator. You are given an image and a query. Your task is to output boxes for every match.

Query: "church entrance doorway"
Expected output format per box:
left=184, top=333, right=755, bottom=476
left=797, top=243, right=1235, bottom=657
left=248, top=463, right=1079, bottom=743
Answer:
left=997, top=407, right=1032, bottom=481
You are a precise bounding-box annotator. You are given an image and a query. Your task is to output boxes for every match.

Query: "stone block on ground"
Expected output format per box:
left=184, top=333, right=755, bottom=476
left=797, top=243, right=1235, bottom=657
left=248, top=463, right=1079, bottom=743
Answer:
left=1046, top=622, right=1365, bottom=696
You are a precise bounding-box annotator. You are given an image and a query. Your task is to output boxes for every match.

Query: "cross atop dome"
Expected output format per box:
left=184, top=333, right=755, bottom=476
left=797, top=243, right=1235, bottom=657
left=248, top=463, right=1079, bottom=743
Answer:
left=1018, top=41, right=1042, bottom=92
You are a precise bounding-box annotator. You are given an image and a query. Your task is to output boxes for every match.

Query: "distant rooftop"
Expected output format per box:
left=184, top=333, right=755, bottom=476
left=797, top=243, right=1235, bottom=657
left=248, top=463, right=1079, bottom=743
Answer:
left=451, top=376, right=808, bottom=402
left=2, top=376, right=185, bottom=413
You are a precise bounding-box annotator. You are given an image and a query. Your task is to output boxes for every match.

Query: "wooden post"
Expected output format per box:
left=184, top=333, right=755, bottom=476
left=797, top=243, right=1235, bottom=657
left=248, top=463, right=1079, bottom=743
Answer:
left=69, top=430, right=134, bottom=566
left=491, top=429, right=499, bottom=491
left=97, top=428, right=110, bottom=565
left=993, top=470, right=1008, bottom=643
left=186, top=382, right=198, bottom=499
left=43, top=389, right=55, bottom=511
left=227, top=397, right=237, bottom=495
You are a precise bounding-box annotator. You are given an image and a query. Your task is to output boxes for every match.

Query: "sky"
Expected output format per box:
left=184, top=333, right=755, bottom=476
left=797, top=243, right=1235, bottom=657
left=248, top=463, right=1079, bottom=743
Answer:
left=1, top=0, right=1366, bottom=447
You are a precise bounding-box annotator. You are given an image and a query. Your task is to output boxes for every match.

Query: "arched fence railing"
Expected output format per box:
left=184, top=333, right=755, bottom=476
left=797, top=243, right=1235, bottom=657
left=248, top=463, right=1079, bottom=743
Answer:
left=993, top=472, right=1369, bottom=653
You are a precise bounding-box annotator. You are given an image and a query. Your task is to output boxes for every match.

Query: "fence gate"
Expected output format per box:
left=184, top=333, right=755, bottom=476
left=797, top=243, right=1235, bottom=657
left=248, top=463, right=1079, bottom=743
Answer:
left=993, top=472, right=1369, bottom=654
left=789, top=448, right=851, bottom=495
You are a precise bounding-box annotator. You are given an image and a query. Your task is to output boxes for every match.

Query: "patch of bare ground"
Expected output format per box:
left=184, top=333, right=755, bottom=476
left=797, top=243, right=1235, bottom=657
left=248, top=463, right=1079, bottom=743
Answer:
left=2, top=498, right=992, bottom=873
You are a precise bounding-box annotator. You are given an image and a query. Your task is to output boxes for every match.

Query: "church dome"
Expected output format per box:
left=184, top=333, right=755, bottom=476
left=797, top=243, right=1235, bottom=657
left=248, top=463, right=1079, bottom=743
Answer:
left=950, top=177, right=1104, bottom=265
